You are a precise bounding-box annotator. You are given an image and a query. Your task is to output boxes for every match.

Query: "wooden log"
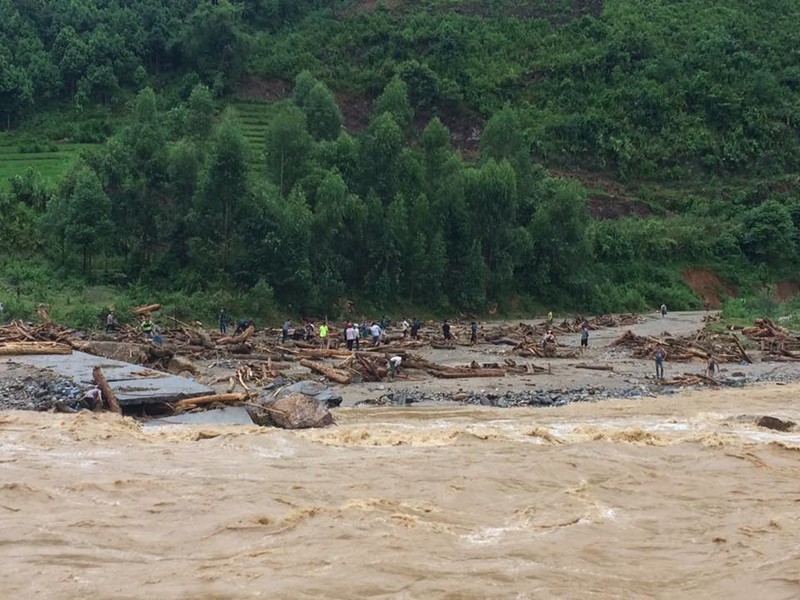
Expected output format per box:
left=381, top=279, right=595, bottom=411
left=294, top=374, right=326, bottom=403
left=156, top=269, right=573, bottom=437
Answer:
left=92, top=366, right=121, bottom=414
left=429, top=369, right=506, bottom=379
left=132, top=303, right=161, bottom=315
left=357, top=355, right=382, bottom=381
left=488, top=337, right=524, bottom=346
left=173, top=392, right=248, bottom=410
left=730, top=333, right=753, bottom=364
left=217, top=325, right=254, bottom=345
left=0, top=342, right=72, bottom=355
left=682, top=372, right=720, bottom=386
left=575, top=364, right=614, bottom=372
left=430, top=341, right=457, bottom=350
left=296, top=349, right=353, bottom=359
left=299, top=359, right=353, bottom=384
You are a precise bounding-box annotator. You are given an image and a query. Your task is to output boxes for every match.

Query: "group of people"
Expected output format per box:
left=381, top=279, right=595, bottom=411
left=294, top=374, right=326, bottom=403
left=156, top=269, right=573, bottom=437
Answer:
left=218, top=310, right=253, bottom=337
left=651, top=345, right=718, bottom=381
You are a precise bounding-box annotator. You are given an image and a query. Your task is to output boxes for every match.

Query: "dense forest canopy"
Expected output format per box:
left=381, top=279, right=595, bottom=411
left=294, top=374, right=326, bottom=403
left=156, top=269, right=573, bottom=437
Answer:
left=1, top=0, right=799, bottom=323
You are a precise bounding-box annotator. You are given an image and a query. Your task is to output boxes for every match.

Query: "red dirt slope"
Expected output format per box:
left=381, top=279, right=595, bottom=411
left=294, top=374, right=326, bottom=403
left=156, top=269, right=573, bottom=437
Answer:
left=682, top=269, right=737, bottom=309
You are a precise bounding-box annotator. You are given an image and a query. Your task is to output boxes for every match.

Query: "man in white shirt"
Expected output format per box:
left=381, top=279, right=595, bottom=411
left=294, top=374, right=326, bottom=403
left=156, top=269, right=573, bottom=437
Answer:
left=370, top=322, right=382, bottom=346
left=401, top=319, right=410, bottom=338
left=387, top=356, right=402, bottom=380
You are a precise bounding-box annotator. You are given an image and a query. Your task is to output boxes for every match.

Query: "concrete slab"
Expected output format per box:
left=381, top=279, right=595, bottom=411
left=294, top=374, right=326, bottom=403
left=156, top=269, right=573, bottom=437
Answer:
left=145, top=406, right=254, bottom=427
left=0, top=351, right=212, bottom=406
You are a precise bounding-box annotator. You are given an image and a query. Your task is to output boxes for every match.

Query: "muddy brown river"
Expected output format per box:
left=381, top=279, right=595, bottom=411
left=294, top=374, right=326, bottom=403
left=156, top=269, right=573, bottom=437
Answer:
left=2, top=383, right=799, bottom=599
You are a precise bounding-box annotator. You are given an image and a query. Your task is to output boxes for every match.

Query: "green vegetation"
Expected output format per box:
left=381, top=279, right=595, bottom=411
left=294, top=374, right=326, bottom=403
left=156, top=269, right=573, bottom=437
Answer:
left=1, top=0, right=800, bottom=326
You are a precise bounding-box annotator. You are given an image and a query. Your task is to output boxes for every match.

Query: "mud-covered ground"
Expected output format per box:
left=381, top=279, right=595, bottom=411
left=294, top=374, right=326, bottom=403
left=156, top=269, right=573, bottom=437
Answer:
left=202, top=310, right=800, bottom=409
left=3, top=310, right=800, bottom=414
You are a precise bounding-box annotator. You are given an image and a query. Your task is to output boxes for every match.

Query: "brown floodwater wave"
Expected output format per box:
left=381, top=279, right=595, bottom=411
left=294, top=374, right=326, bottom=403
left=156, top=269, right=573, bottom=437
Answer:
left=1, top=384, right=800, bottom=599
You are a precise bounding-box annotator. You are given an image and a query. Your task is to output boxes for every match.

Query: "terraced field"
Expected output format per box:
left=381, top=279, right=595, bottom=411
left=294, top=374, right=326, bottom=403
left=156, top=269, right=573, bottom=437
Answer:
left=230, top=99, right=280, bottom=169
left=0, top=134, right=100, bottom=191
left=0, top=100, right=274, bottom=191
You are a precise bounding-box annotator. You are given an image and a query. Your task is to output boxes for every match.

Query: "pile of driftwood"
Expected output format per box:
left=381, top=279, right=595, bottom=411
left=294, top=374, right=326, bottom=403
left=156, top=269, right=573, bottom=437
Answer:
left=0, top=321, right=76, bottom=344
left=739, top=318, right=800, bottom=360
left=611, top=329, right=751, bottom=364
left=290, top=348, right=547, bottom=384
left=651, top=372, right=720, bottom=387
left=481, top=323, right=579, bottom=359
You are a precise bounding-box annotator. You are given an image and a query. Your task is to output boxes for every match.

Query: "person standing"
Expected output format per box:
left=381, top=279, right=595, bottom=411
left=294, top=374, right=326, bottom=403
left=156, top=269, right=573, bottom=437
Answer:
left=705, top=354, right=718, bottom=381
left=106, top=310, right=117, bottom=332
left=140, top=317, right=154, bottom=339
left=353, top=322, right=360, bottom=351
left=580, top=321, right=589, bottom=352
left=370, top=322, right=382, bottom=346
left=660, top=304, right=667, bottom=318
left=282, top=319, right=292, bottom=343
left=152, top=323, right=163, bottom=346
left=345, top=323, right=356, bottom=351
left=401, top=319, right=410, bottom=338
left=547, top=311, right=554, bottom=326
left=654, top=346, right=667, bottom=380
left=219, top=309, right=229, bottom=334
left=410, top=318, right=421, bottom=340
left=470, top=321, right=478, bottom=345
left=442, top=320, right=452, bottom=341
left=319, top=322, right=329, bottom=349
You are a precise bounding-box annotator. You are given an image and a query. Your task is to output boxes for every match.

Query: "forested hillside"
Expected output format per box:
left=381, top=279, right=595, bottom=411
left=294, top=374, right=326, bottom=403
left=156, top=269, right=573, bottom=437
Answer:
left=2, top=0, right=799, bottom=324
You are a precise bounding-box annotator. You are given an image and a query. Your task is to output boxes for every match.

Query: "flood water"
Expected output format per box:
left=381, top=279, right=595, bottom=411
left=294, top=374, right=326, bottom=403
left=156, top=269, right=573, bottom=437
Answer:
left=1, top=384, right=799, bottom=599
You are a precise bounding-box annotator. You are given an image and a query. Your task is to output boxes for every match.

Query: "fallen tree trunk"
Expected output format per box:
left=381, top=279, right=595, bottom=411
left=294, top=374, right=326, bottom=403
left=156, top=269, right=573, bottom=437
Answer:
left=429, top=368, right=506, bottom=379
left=575, top=364, right=614, bottom=371
left=217, top=325, right=254, bottom=345
left=730, top=333, right=753, bottom=364
left=299, top=359, right=353, bottom=384
left=132, top=303, right=161, bottom=315
left=173, top=392, right=248, bottom=410
left=0, top=342, right=72, bottom=355
left=296, top=349, right=353, bottom=359
left=92, top=366, right=121, bottom=414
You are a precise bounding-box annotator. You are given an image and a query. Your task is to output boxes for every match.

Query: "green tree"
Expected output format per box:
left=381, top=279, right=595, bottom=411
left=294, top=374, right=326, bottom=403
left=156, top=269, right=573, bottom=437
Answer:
left=304, top=81, right=342, bottom=141
left=464, top=159, right=518, bottom=294
left=480, top=105, right=532, bottom=194
left=190, top=113, right=249, bottom=277
left=358, top=113, right=403, bottom=201
left=740, top=199, right=797, bottom=265
left=63, top=167, right=113, bottom=271
left=528, top=179, right=593, bottom=294
left=181, top=1, right=246, bottom=89
left=292, top=69, right=317, bottom=108
left=238, top=184, right=315, bottom=309
left=374, top=75, right=413, bottom=131
left=264, top=105, right=313, bottom=196
left=186, top=83, right=215, bottom=141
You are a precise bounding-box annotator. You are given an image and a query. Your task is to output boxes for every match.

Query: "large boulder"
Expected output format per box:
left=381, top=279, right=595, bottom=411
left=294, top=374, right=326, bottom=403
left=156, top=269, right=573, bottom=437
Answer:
left=250, top=393, right=334, bottom=429
left=274, top=380, right=342, bottom=408
left=756, top=416, right=796, bottom=432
